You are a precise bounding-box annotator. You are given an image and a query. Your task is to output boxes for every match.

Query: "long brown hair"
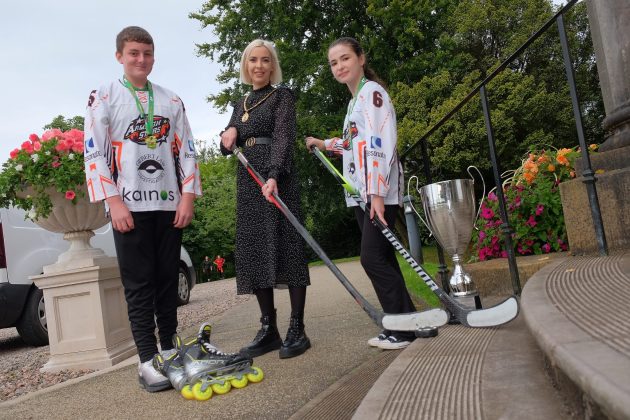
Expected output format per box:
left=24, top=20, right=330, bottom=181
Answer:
left=329, top=37, right=386, bottom=88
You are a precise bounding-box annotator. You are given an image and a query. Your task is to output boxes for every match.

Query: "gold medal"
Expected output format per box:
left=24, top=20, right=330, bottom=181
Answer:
left=146, top=135, right=157, bottom=149
left=241, top=112, right=249, bottom=122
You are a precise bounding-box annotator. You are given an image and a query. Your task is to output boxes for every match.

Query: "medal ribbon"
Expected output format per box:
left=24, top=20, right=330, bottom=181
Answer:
left=343, top=77, right=367, bottom=150
left=122, top=76, right=155, bottom=144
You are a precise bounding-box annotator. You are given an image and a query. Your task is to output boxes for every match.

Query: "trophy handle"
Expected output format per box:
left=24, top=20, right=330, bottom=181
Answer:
left=466, top=165, right=485, bottom=228
left=406, top=176, right=433, bottom=233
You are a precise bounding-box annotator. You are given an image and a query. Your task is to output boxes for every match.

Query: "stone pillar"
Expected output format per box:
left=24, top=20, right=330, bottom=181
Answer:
left=31, top=256, right=136, bottom=372
left=559, top=0, right=630, bottom=255
left=586, top=0, right=630, bottom=153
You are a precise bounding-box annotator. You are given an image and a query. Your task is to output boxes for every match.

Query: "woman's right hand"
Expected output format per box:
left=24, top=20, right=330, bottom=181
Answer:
left=305, top=136, right=325, bottom=152
left=221, top=127, right=238, bottom=151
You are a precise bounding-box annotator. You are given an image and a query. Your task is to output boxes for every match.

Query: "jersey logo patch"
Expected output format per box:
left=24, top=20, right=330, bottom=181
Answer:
left=124, top=115, right=171, bottom=147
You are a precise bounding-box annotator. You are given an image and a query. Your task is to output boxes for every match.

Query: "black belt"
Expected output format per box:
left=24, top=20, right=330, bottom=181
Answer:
left=241, top=137, right=272, bottom=147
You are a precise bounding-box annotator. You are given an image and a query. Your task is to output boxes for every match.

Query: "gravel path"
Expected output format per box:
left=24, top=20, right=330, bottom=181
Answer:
left=0, top=279, right=250, bottom=402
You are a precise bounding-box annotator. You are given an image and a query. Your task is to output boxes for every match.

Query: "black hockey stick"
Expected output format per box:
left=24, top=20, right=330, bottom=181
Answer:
left=233, top=147, right=448, bottom=332
left=310, top=146, right=519, bottom=327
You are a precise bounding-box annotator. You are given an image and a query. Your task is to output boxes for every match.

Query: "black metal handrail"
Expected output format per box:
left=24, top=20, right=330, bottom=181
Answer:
left=400, top=0, right=608, bottom=296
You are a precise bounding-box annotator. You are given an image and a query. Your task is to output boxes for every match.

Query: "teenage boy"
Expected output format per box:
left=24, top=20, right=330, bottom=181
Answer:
left=84, top=26, right=201, bottom=392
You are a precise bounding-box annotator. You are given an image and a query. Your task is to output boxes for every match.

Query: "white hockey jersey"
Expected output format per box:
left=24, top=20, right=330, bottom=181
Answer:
left=84, top=79, right=201, bottom=211
left=324, top=80, right=403, bottom=207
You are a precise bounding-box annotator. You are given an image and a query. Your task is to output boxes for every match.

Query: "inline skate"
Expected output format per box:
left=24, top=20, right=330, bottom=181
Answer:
left=175, top=323, right=264, bottom=401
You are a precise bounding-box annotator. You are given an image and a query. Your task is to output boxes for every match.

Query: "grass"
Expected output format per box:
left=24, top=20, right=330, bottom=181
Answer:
left=308, top=246, right=447, bottom=309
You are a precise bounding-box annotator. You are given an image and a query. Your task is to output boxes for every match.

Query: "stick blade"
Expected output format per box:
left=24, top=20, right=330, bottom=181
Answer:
left=382, top=308, right=449, bottom=331
left=465, top=296, right=519, bottom=327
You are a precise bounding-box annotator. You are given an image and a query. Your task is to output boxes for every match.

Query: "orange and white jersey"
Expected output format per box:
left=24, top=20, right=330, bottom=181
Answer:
left=324, top=80, right=403, bottom=207
left=83, top=79, right=201, bottom=211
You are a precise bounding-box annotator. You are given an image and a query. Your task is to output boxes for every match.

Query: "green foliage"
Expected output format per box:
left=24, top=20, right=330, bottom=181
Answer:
left=43, top=115, right=85, bottom=132
left=182, top=142, right=238, bottom=270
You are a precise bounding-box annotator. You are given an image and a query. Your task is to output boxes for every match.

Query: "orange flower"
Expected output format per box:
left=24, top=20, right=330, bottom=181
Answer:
left=547, top=164, right=555, bottom=172
left=523, top=172, right=536, bottom=184
left=589, top=144, right=598, bottom=151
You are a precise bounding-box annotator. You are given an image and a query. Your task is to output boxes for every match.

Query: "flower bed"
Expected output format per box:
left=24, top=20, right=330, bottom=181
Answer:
left=471, top=145, right=598, bottom=261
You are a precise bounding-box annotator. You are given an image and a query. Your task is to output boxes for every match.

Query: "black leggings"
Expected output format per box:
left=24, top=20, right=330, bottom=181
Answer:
left=354, top=205, right=416, bottom=318
left=255, top=286, right=307, bottom=317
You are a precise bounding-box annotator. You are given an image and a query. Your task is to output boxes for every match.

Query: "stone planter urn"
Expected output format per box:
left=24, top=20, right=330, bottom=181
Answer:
left=27, top=186, right=136, bottom=372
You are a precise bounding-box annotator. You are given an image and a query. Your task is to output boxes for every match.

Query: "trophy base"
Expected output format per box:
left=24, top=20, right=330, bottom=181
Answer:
left=451, top=293, right=483, bottom=311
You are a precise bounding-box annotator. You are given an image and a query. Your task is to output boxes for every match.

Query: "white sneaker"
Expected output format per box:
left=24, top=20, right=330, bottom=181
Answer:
left=367, top=331, right=390, bottom=347
left=138, top=358, right=172, bottom=392
left=377, top=335, right=412, bottom=350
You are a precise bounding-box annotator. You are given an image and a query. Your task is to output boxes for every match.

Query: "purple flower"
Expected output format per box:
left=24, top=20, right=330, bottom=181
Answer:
left=488, top=191, right=498, bottom=202
left=535, top=204, right=544, bottom=216
left=479, top=231, right=487, bottom=241
left=514, top=195, right=522, bottom=207
left=542, top=243, right=551, bottom=253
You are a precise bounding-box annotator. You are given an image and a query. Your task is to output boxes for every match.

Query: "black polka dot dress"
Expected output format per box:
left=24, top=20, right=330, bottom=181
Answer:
left=220, top=84, right=310, bottom=294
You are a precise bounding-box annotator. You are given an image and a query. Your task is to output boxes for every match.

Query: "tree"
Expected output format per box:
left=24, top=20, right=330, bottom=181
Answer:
left=44, top=115, right=85, bottom=131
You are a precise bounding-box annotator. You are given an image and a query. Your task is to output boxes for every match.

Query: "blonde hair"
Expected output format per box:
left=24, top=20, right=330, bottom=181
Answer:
left=239, top=39, right=283, bottom=85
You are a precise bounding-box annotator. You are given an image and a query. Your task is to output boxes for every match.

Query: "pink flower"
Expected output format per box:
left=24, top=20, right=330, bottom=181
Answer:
left=9, top=148, right=19, bottom=159
left=41, top=128, right=64, bottom=142
left=525, top=215, right=537, bottom=227
left=514, top=195, right=522, bottom=207
left=500, top=251, right=508, bottom=258
left=542, top=243, right=551, bottom=253
left=535, top=204, right=544, bottom=216
left=32, top=141, right=42, bottom=151
left=21, top=141, right=34, bottom=154
left=479, top=231, right=487, bottom=241
left=65, top=190, right=76, bottom=200
left=52, top=161, right=61, bottom=168
left=488, top=191, right=497, bottom=201
left=29, top=133, right=40, bottom=142
left=478, top=246, right=492, bottom=261
left=481, top=207, right=495, bottom=220
left=64, top=128, right=84, bottom=144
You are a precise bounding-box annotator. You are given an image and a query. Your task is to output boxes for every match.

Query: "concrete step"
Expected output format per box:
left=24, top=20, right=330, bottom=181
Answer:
left=522, top=251, right=630, bottom=420
left=349, top=312, right=568, bottom=419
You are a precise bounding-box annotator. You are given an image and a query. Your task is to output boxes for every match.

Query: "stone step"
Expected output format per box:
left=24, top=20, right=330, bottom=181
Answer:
left=522, top=251, right=630, bottom=420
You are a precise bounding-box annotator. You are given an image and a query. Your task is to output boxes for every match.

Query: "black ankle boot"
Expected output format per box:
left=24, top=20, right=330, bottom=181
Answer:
left=279, top=314, right=311, bottom=359
left=240, top=310, right=282, bottom=358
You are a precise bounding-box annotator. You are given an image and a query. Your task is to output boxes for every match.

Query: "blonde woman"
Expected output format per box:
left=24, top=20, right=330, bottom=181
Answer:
left=220, top=39, right=311, bottom=359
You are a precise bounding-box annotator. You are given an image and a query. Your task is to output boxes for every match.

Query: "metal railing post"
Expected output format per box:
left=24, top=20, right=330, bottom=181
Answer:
left=403, top=195, right=424, bottom=265
left=480, top=86, right=522, bottom=296
left=557, top=13, right=608, bottom=256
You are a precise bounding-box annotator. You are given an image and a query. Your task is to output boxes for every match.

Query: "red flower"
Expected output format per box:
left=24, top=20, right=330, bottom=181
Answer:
left=9, top=148, right=19, bottom=159
left=21, top=141, right=34, bottom=154
left=65, top=190, right=76, bottom=200
left=28, top=133, right=40, bottom=142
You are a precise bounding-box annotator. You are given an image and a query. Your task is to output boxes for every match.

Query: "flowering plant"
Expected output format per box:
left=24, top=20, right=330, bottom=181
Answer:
left=471, top=144, right=597, bottom=261
left=0, top=129, right=86, bottom=220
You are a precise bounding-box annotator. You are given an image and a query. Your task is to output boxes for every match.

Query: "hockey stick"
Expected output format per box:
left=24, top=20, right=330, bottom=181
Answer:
left=233, top=147, right=448, bottom=332
left=310, top=146, right=519, bottom=328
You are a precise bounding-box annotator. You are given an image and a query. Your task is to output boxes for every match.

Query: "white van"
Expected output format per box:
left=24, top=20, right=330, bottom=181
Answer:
left=0, top=207, right=196, bottom=346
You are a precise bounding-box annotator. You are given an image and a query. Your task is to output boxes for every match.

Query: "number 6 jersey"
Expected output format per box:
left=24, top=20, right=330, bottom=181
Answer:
left=324, top=80, right=403, bottom=208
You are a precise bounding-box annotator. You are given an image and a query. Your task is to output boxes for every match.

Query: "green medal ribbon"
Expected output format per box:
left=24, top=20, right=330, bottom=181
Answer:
left=122, top=76, right=156, bottom=149
left=344, top=77, right=367, bottom=150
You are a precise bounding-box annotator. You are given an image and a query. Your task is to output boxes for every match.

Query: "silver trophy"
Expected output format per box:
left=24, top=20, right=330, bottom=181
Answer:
left=409, top=167, right=484, bottom=310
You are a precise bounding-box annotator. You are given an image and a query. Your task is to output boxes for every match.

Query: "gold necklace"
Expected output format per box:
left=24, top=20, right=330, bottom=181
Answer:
left=241, top=88, right=277, bottom=122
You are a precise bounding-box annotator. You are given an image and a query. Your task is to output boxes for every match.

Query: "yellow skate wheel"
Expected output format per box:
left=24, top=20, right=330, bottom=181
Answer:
left=230, top=375, right=248, bottom=389
left=180, top=384, right=195, bottom=400
left=192, top=382, right=213, bottom=401
left=246, top=366, right=264, bottom=383
left=211, top=381, right=231, bottom=395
